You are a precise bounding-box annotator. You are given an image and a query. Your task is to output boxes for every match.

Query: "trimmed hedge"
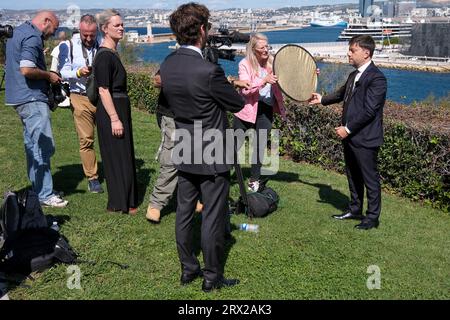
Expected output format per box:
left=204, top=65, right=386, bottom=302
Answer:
left=274, top=101, right=450, bottom=212
left=127, top=67, right=160, bottom=114
left=126, top=70, right=450, bottom=212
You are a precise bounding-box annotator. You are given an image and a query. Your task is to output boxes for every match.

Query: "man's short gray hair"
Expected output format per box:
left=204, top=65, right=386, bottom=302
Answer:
left=80, top=14, right=97, bottom=25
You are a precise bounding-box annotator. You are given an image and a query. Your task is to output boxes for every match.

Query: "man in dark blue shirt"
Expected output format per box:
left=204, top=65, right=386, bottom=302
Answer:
left=5, top=11, right=68, bottom=207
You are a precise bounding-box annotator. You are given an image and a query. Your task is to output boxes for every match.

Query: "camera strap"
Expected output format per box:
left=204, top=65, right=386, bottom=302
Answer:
left=81, top=42, right=96, bottom=67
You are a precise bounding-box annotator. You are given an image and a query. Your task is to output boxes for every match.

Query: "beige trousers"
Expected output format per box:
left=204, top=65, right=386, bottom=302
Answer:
left=71, top=93, right=98, bottom=180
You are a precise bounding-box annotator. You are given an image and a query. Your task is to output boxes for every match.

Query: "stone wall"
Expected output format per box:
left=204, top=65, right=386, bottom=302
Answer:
left=409, top=23, right=450, bottom=57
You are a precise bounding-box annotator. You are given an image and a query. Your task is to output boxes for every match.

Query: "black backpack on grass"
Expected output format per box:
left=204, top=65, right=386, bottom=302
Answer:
left=246, top=187, right=279, bottom=218
left=233, top=147, right=280, bottom=218
left=0, top=191, right=78, bottom=275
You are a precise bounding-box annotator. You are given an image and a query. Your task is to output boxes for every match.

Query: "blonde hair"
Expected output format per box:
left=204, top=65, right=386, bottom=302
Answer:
left=97, top=9, right=121, bottom=35
left=245, top=33, right=273, bottom=77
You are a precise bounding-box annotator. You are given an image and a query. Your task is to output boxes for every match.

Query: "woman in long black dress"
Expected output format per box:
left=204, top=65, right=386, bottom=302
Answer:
left=95, top=9, right=138, bottom=214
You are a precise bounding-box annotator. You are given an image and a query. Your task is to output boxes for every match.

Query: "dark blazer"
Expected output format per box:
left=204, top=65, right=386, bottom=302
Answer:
left=159, top=47, right=244, bottom=175
left=322, top=62, right=387, bottom=148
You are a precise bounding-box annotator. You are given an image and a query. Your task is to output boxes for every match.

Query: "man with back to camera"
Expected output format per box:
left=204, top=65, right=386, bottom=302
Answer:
left=309, top=35, right=387, bottom=230
left=59, top=14, right=103, bottom=194
left=159, top=2, right=244, bottom=292
left=5, top=11, right=69, bottom=207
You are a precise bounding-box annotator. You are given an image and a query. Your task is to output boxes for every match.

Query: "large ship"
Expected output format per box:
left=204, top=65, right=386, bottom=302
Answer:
left=310, top=15, right=347, bottom=27
left=338, top=18, right=413, bottom=41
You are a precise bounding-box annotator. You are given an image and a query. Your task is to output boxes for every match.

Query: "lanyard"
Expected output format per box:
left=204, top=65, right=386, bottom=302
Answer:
left=81, top=42, right=97, bottom=67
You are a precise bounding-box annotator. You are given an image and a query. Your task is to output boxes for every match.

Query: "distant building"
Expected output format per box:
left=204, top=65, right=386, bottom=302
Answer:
left=396, top=1, right=416, bottom=17
left=409, top=23, right=450, bottom=57
left=126, top=30, right=139, bottom=43
left=382, top=1, right=396, bottom=18
left=411, top=8, right=428, bottom=17
left=359, top=0, right=374, bottom=17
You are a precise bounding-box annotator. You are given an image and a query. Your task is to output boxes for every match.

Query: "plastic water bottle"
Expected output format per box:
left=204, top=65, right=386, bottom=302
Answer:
left=239, top=223, right=259, bottom=233
left=50, top=221, right=60, bottom=232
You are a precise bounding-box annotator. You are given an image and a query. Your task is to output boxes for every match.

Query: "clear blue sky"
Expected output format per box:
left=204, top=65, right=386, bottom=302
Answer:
left=2, top=1, right=358, bottom=10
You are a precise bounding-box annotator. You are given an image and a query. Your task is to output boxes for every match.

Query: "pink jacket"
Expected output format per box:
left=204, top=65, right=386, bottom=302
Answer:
left=235, top=58, right=286, bottom=124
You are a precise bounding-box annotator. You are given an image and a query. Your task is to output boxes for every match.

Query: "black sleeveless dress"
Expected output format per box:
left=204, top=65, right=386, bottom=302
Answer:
left=94, top=49, right=138, bottom=213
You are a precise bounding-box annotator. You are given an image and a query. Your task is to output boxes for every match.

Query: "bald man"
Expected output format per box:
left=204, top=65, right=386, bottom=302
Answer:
left=5, top=11, right=69, bottom=208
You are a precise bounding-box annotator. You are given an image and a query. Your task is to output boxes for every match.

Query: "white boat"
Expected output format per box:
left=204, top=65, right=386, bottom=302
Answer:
left=310, top=16, right=347, bottom=28
left=338, top=18, right=413, bottom=41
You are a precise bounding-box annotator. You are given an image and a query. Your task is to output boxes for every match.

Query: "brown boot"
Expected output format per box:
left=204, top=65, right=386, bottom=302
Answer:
left=195, top=201, right=204, bottom=213
left=146, top=206, right=161, bottom=223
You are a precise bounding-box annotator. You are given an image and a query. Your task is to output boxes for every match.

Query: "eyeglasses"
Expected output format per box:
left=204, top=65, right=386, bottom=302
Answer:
left=255, top=45, right=272, bottom=51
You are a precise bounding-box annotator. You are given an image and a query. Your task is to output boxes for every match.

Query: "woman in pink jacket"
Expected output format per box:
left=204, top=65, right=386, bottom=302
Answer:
left=234, top=33, right=286, bottom=192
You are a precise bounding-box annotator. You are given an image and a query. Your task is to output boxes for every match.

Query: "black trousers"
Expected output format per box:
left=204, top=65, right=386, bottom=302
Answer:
left=343, top=142, right=381, bottom=220
left=175, top=170, right=230, bottom=282
left=233, top=102, right=274, bottom=180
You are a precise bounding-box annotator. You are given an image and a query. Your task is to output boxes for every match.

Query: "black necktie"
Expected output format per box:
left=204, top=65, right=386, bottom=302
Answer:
left=342, top=71, right=359, bottom=124
left=344, top=71, right=359, bottom=103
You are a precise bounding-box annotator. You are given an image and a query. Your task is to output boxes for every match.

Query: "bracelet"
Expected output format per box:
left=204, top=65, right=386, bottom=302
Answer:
left=76, top=69, right=81, bottom=78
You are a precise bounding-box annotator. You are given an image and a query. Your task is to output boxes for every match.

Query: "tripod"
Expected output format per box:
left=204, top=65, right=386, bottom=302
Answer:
left=0, top=66, right=5, bottom=91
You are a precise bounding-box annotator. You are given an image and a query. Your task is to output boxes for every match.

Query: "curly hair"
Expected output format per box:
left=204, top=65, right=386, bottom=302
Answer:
left=169, top=2, right=210, bottom=46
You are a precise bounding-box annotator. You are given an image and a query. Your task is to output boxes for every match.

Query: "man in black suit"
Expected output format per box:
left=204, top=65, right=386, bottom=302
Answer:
left=309, top=35, right=387, bottom=230
left=159, top=2, right=244, bottom=292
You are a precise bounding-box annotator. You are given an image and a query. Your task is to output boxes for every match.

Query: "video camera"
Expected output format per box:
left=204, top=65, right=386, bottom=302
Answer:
left=0, top=14, right=13, bottom=38
left=204, top=25, right=250, bottom=65
left=48, top=72, right=70, bottom=111
left=0, top=24, right=13, bottom=38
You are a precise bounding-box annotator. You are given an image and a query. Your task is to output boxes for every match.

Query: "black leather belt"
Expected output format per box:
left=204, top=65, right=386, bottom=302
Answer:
left=112, top=92, right=128, bottom=98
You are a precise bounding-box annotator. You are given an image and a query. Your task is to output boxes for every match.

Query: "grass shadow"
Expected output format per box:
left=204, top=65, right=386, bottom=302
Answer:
left=52, top=163, right=90, bottom=196
left=135, top=158, right=154, bottom=208
left=298, top=178, right=349, bottom=212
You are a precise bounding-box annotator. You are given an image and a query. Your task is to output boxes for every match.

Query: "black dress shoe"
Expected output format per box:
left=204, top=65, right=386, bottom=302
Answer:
left=180, top=270, right=203, bottom=285
left=202, top=277, right=239, bottom=293
left=355, top=219, right=379, bottom=230
left=332, top=211, right=364, bottom=220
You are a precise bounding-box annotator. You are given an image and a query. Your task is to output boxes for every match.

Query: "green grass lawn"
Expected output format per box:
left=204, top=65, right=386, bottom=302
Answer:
left=1, top=91, right=449, bottom=300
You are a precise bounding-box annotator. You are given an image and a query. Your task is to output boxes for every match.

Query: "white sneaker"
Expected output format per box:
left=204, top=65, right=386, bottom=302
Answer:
left=40, top=195, right=69, bottom=208
left=248, top=180, right=260, bottom=192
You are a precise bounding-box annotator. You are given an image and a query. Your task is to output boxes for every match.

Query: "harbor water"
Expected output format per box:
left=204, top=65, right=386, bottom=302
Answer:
left=128, top=26, right=450, bottom=104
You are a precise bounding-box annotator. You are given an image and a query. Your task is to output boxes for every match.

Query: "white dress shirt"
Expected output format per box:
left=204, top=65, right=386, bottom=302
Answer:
left=180, top=45, right=203, bottom=58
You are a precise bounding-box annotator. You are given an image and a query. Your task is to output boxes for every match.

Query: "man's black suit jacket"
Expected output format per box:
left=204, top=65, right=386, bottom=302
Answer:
left=159, top=47, right=244, bottom=175
left=321, top=62, right=387, bottom=148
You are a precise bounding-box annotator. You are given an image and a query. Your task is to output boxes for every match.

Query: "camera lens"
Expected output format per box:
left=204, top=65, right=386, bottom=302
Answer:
left=0, top=24, right=14, bottom=38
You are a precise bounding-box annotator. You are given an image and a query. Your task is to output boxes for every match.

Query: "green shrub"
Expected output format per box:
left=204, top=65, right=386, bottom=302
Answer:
left=127, top=69, right=160, bottom=113
left=275, top=102, right=450, bottom=212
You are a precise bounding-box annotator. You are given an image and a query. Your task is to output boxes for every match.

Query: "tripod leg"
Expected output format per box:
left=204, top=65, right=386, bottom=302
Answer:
left=0, top=70, right=5, bottom=91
